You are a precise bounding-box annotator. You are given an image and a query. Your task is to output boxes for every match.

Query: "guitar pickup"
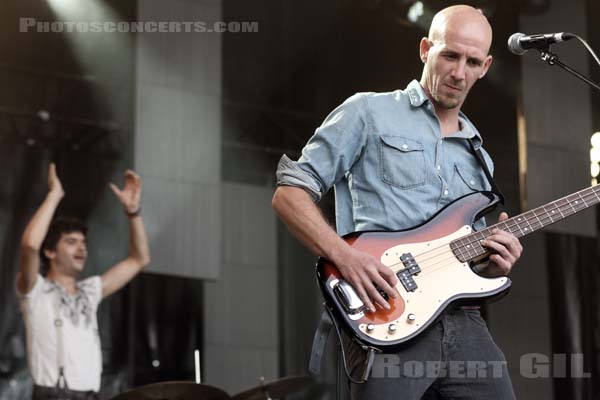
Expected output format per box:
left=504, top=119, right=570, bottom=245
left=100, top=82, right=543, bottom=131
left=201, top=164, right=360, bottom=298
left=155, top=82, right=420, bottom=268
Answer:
left=397, top=269, right=418, bottom=292
left=400, top=253, right=421, bottom=275
left=397, top=253, right=420, bottom=292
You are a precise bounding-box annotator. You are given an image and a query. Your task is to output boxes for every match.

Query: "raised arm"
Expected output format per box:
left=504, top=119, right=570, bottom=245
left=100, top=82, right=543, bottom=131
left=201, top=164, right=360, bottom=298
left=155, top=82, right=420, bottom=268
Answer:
left=101, top=170, right=150, bottom=298
left=17, top=163, right=64, bottom=295
left=272, top=186, right=398, bottom=312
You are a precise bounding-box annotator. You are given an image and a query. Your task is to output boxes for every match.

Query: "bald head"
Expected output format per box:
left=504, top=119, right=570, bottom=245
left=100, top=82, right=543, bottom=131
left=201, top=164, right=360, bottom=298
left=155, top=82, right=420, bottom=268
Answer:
left=418, top=5, right=494, bottom=113
left=429, top=5, right=493, bottom=55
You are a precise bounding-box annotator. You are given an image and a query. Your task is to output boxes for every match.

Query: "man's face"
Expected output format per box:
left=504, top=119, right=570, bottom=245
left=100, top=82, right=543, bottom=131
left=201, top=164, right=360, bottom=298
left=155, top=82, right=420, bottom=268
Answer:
left=46, top=231, right=87, bottom=276
left=420, top=23, right=492, bottom=110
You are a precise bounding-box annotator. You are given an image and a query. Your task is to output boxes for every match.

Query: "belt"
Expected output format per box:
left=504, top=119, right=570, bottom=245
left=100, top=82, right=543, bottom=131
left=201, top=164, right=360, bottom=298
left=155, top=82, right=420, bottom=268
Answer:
left=32, top=385, right=99, bottom=400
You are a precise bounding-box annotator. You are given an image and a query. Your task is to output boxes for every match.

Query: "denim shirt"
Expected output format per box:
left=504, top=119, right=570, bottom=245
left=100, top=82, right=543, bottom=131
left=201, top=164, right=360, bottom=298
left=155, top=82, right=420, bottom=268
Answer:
left=276, top=80, right=493, bottom=236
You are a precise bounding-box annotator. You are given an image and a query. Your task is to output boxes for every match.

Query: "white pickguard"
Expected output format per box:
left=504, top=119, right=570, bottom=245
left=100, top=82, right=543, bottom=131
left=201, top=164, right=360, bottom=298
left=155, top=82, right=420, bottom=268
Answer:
left=358, top=225, right=508, bottom=343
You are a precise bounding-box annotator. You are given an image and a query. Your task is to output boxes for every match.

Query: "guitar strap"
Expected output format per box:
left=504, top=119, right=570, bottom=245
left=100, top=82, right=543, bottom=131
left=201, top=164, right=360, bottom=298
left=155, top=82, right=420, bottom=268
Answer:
left=308, top=308, right=333, bottom=376
left=467, top=139, right=505, bottom=205
left=309, top=305, right=380, bottom=384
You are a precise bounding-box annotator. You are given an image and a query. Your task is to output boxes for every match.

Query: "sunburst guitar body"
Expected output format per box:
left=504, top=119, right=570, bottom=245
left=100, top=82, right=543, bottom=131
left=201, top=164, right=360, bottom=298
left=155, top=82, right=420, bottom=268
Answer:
left=317, top=185, right=600, bottom=351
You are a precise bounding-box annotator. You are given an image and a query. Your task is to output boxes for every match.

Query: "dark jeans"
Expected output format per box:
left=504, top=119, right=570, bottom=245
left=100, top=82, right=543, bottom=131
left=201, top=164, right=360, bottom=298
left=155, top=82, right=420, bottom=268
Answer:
left=32, top=385, right=100, bottom=400
left=347, top=308, right=516, bottom=400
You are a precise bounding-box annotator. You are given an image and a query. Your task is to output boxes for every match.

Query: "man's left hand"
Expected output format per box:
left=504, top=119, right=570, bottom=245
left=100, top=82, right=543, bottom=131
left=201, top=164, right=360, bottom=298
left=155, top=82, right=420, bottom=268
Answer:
left=480, top=212, right=523, bottom=277
left=110, top=170, right=142, bottom=215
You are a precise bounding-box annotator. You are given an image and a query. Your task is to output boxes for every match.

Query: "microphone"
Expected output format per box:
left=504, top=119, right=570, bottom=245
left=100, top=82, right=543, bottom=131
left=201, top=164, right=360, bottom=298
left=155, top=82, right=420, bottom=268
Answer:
left=507, top=32, right=576, bottom=55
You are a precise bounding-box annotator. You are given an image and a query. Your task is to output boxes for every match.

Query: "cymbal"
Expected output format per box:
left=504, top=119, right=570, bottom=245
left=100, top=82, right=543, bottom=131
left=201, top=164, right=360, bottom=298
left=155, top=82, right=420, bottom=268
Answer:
left=232, top=375, right=312, bottom=400
left=111, top=381, right=231, bottom=400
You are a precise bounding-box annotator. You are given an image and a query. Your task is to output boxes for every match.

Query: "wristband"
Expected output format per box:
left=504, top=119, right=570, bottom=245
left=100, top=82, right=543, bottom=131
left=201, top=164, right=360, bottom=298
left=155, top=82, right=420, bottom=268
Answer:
left=126, top=207, right=141, bottom=217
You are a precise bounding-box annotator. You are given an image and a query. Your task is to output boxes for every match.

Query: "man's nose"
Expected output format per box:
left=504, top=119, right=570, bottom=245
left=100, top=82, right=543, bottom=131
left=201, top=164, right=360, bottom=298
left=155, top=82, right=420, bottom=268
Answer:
left=451, top=60, right=466, bottom=81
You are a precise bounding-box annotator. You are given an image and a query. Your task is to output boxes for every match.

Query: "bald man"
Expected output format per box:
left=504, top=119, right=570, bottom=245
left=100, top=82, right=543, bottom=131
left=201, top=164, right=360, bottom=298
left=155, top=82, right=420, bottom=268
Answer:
left=273, top=5, right=520, bottom=399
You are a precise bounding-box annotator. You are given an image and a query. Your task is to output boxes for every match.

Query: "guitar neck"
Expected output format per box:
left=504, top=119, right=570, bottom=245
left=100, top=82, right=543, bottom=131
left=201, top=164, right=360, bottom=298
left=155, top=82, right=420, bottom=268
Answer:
left=451, top=185, right=600, bottom=263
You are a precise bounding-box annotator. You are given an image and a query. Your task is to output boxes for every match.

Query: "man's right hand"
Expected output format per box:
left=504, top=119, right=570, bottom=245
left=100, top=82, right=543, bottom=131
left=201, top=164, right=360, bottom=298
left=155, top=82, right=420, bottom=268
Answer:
left=48, top=163, right=64, bottom=199
left=333, top=246, right=400, bottom=312
left=271, top=186, right=400, bottom=312
left=17, top=163, right=64, bottom=294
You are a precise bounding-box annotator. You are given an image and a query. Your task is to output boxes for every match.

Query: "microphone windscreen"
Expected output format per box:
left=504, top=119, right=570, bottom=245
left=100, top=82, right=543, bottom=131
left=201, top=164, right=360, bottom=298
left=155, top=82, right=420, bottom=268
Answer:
left=507, top=32, right=526, bottom=55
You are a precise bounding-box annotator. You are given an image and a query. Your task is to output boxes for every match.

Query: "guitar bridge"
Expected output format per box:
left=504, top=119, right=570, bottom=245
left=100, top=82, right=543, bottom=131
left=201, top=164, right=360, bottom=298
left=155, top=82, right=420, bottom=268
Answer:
left=333, top=280, right=367, bottom=314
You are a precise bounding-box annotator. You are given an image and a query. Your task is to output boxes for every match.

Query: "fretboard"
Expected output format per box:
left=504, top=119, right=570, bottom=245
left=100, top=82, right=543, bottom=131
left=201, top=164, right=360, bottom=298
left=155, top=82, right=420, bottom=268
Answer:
left=451, top=184, right=600, bottom=263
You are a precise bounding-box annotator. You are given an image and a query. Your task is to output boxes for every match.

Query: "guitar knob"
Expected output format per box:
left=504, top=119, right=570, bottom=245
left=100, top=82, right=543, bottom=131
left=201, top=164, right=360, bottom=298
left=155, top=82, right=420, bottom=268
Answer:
left=407, top=313, right=416, bottom=323
left=366, top=324, right=374, bottom=332
left=388, top=324, right=397, bottom=334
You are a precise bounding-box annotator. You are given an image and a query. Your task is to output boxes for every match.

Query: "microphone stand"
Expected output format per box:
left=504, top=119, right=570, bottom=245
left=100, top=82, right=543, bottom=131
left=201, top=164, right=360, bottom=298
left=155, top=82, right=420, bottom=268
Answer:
left=538, top=47, right=600, bottom=93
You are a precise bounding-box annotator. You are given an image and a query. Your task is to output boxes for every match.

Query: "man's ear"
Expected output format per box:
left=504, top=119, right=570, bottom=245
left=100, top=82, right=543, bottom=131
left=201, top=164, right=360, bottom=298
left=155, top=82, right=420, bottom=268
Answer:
left=419, top=37, right=432, bottom=64
left=479, top=55, right=493, bottom=79
left=44, top=249, right=55, bottom=261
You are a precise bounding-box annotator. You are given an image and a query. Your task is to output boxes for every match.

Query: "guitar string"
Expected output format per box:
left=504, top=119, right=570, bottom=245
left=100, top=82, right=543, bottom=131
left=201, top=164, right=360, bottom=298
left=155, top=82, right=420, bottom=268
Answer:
left=410, top=196, right=597, bottom=279
left=385, top=190, right=599, bottom=282
left=409, top=210, right=552, bottom=271
left=331, top=190, right=600, bottom=308
left=349, top=189, right=600, bottom=299
left=379, top=216, right=527, bottom=273
left=415, top=197, right=593, bottom=275
left=387, top=212, right=545, bottom=274
left=406, top=188, right=600, bottom=271
left=411, top=188, right=600, bottom=271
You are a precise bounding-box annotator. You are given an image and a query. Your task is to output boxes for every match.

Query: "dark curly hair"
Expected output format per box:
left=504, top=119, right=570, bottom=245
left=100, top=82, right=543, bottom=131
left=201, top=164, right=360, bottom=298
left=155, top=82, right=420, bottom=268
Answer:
left=40, top=216, right=87, bottom=276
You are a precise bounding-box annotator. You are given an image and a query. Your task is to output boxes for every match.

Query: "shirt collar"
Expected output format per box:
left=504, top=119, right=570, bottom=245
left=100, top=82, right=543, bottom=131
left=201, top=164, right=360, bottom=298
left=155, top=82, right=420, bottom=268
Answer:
left=404, top=80, right=484, bottom=147
left=406, top=79, right=429, bottom=107
left=455, top=115, right=483, bottom=146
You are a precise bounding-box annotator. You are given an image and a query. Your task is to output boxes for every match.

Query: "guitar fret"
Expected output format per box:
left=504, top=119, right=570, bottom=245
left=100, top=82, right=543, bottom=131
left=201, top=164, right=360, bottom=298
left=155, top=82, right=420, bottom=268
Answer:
left=533, top=210, right=546, bottom=230
left=578, top=192, right=588, bottom=207
left=454, top=245, right=465, bottom=261
left=454, top=239, right=468, bottom=260
left=571, top=194, right=584, bottom=213
left=514, top=216, right=525, bottom=236
left=468, top=245, right=480, bottom=259
left=584, top=189, right=600, bottom=206
left=462, top=240, right=475, bottom=258
left=451, top=236, right=467, bottom=258
left=453, top=239, right=474, bottom=263
left=543, top=205, right=554, bottom=223
left=523, top=213, right=534, bottom=233
left=542, top=209, right=556, bottom=226
left=533, top=211, right=543, bottom=230
left=556, top=201, right=566, bottom=218
left=521, top=211, right=537, bottom=232
left=506, top=220, right=521, bottom=237
left=566, top=196, right=577, bottom=215
left=452, top=184, right=600, bottom=263
left=454, top=234, right=488, bottom=262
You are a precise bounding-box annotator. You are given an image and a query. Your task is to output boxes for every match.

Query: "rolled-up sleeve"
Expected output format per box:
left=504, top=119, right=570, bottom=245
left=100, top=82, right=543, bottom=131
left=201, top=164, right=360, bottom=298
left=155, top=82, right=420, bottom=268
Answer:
left=276, top=154, right=323, bottom=201
left=276, top=93, right=369, bottom=202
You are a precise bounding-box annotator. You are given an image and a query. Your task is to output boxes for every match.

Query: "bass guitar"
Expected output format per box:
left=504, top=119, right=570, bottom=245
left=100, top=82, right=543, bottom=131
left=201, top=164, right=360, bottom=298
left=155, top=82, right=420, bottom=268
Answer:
left=317, top=186, right=599, bottom=351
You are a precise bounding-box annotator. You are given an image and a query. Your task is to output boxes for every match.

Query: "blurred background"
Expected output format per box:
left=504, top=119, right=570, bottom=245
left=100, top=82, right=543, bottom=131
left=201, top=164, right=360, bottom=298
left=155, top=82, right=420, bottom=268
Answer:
left=0, top=0, right=599, bottom=398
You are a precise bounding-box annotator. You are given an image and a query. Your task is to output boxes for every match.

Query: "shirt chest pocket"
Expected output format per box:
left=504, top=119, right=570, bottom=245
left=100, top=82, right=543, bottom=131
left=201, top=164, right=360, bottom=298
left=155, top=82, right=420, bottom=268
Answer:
left=379, top=135, right=426, bottom=189
left=454, top=164, right=487, bottom=192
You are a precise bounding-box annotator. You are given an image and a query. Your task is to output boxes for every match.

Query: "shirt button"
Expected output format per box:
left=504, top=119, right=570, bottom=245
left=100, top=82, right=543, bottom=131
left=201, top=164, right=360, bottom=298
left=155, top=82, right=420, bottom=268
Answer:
left=444, top=190, right=449, bottom=196
left=402, top=144, right=408, bottom=149
left=470, top=180, right=476, bottom=185
left=436, top=165, right=441, bottom=170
